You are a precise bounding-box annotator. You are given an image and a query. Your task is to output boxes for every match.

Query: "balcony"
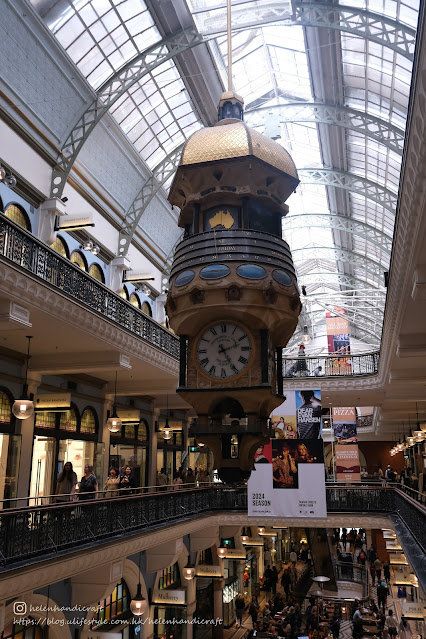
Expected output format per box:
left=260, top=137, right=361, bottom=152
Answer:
left=0, top=484, right=424, bottom=591
left=282, top=352, right=379, bottom=378
left=0, top=215, right=179, bottom=359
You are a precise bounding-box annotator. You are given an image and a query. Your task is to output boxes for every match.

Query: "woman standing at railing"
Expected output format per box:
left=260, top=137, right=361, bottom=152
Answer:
left=295, top=344, right=307, bottom=376
left=119, top=466, right=137, bottom=494
left=78, top=464, right=98, bottom=500
left=54, top=461, right=77, bottom=502
left=103, top=467, right=120, bottom=497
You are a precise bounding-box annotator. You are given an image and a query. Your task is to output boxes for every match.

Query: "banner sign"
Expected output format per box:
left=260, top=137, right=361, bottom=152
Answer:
left=401, top=602, right=426, bottom=619
left=335, top=444, right=361, bottom=482
left=326, top=308, right=351, bottom=373
left=248, top=391, right=327, bottom=518
left=333, top=407, right=357, bottom=443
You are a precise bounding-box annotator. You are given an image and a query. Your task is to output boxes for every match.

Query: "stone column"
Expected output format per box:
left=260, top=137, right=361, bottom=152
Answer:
left=213, top=579, right=224, bottom=639
left=186, top=579, right=197, bottom=639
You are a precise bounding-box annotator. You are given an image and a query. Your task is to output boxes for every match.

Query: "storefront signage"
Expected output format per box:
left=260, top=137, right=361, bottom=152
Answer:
left=196, top=565, right=224, bottom=577
left=57, top=213, right=94, bottom=230
left=221, top=549, right=247, bottom=559
left=241, top=538, right=264, bottom=546
left=382, top=529, right=396, bottom=539
left=392, top=572, right=415, bottom=586
left=117, top=409, right=140, bottom=423
left=34, top=392, right=71, bottom=411
left=258, top=531, right=276, bottom=536
left=151, top=589, right=186, bottom=605
left=401, top=602, right=426, bottom=619
left=385, top=541, right=402, bottom=551
left=389, top=553, right=408, bottom=565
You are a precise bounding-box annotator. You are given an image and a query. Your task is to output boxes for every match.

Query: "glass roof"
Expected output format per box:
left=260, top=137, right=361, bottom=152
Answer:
left=31, top=0, right=420, bottom=350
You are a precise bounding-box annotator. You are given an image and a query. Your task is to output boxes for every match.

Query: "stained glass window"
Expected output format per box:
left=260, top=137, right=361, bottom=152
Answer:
left=80, top=408, right=96, bottom=434
left=130, top=293, right=140, bottom=308
left=137, top=422, right=148, bottom=441
left=95, top=579, right=130, bottom=628
left=70, top=251, right=86, bottom=270
left=125, top=423, right=136, bottom=439
left=0, top=391, right=11, bottom=423
left=89, top=263, right=104, bottom=282
left=59, top=409, right=78, bottom=431
left=4, top=204, right=29, bottom=230
left=141, top=301, right=152, bottom=316
left=51, top=235, right=68, bottom=257
left=35, top=411, right=56, bottom=429
left=159, top=563, right=179, bottom=589
left=3, top=618, right=43, bottom=639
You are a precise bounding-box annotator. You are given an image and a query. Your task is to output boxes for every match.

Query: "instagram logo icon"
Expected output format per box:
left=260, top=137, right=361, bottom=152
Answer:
left=13, top=602, right=27, bottom=615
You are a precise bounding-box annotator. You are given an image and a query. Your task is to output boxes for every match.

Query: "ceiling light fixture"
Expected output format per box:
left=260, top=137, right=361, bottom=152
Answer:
left=12, top=336, right=34, bottom=420
left=130, top=552, right=148, bottom=617
left=107, top=372, right=122, bottom=433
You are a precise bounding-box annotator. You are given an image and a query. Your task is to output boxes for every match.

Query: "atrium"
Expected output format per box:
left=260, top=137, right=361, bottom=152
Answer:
left=0, top=0, right=425, bottom=638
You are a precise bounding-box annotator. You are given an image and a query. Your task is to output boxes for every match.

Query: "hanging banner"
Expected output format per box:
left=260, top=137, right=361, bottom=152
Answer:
left=326, top=308, right=351, bottom=374
left=248, top=391, right=327, bottom=518
left=335, top=444, right=361, bottom=482
left=333, top=407, right=357, bottom=443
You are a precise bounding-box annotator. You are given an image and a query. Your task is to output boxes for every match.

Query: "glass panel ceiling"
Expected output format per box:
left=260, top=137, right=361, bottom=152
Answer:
left=31, top=0, right=420, bottom=349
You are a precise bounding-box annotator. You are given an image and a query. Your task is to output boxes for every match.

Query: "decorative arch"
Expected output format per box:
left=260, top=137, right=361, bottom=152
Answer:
left=4, top=203, right=31, bottom=231
left=129, top=292, right=140, bottom=308
left=51, top=234, right=69, bottom=258
left=4, top=593, right=71, bottom=639
left=0, top=387, right=14, bottom=431
left=59, top=404, right=80, bottom=432
left=137, top=419, right=149, bottom=442
left=70, top=250, right=88, bottom=271
left=119, top=286, right=129, bottom=300
left=141, top=301, right=152, bottom=316
left=88, top=262, right=105, bottom=283
left=92, top=578, right=131, bottom=628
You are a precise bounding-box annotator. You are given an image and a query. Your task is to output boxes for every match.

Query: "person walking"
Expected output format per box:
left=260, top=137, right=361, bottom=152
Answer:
left=385, top=610, right=398, bottom=637
left=271, top=565, right=278, bottom=595
left=78, top=464, right=98, bottom=500
left=370, top=563, right=377, bottom=586
left=235, top=592, right=245, bottom=628
left=383, top=561, right=391, bottom=584
left=398, top=615, right=412, bottom=639
left=54, top=461, right=77, bottom=502
left=374, top=557, right=383, bottom=582
left=249, top=595, right=260, bottom=628
left=281, top=569, right=291, bottom=599
left=103, top=467, right=120, bottom=497
left=377, top=582, right=388, bottom=612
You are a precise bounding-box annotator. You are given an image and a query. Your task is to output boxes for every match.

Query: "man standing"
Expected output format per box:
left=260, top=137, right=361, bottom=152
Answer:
left=235, top=593, right=245, bottom=628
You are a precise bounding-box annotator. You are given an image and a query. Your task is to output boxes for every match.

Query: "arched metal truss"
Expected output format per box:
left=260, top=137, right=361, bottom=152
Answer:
left=118, top=146, right=184, bottom=257
left=293, top=2, right=416, bottom=60
left=298, top=169, right=397, bottom=212
left=50, top=5, right=414, bottom=199
left=283, top=214, right=393, bottom=254
left=292, top=246, right=389, bottom=282
left=292, top=307, right=383, bottom=341
left=299, top=272, right=387, bottom=291
left=245, top=104, right=405, bottom=155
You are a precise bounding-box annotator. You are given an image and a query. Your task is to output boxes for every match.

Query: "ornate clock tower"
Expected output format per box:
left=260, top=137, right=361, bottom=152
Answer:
left=165, top=92, right=302, bottom=482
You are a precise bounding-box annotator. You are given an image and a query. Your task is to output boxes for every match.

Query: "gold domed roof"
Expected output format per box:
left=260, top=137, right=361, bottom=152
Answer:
left=181, top=120, right=298, bottom=178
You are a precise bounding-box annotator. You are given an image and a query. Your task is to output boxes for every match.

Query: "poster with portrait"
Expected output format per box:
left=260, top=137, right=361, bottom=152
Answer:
left=326, top=308, right=352, bottom=373
left=248, top=391, right=327, bottom=518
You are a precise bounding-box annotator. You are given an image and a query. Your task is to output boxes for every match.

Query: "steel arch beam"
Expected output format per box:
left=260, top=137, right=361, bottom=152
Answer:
left=298, top=168, right=397, bottom=212
left=50, top=4, right=414, bottom=199
left=295, top=308, right=383, bottom=339
left=283, top=213, right=393, bottom=254
left=118, top=145, right=184, bottom=256
left=293, top=246, right=389, bottom=279
left=298, top=271, right=386, bottom=291
left=294, top=2, right=416, bottom=61
left=245, top=104, right=405, bottom=155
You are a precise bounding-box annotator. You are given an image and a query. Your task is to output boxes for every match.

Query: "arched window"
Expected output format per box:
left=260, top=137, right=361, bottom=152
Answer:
left=130, top=293, right=140, bottom=308
left=35, top=411, right=56, bottom=429
left=70, top=250, right=87, bottom=270
left=141, top=301, right=152, bottom=316
left=89, top=263, right=104, bottom=282
left=3, top=617, right=43, bottom=639
left=80, top=408, right=97, bottom=434
left=124, top=423, right=136, bottom=439
left=0, top=391, right=12, bottom=424
left=119, top=287, right=129, bottom=300
left=95, top=578, right=130, bottom=627
left=4, top=204, right=30, bottom=230
left=137, top=421, right=148, bottom=441
left=59, top=408, right=78, bottom=432
left=51, top=235, right=68, bottom=258
left=159, top=562, right=180, bottom=589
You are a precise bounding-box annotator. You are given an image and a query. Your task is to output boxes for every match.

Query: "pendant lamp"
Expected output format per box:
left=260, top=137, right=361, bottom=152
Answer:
left=107, top=372, right=122, bottom=433
left=130, top=552, right=148, bottom=617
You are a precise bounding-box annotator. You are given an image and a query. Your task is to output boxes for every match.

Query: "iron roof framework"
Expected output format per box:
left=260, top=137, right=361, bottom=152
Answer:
left=30, top=0, right=420, bottom=351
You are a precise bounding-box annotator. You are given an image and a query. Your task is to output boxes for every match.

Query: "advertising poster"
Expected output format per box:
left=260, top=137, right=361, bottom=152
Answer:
left=326, top=308, right=351, bottom=374
left=333, top=407, right=357, bottom=443
left=248, top=391, right=327, bottom=518
left=335, top=444, right=361, bottom=482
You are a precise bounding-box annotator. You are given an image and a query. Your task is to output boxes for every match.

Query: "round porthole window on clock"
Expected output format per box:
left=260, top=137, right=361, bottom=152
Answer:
left=236, top=264, right=267, bottom=279
left=271, top=269, right=293, bottom=286
left=175, top=270, right=195, bottom=286
left=200, top=264, right=230, bottom=279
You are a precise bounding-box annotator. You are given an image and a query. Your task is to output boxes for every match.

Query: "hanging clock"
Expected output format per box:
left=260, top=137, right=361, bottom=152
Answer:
left=194, top=321, right=254, bottom=381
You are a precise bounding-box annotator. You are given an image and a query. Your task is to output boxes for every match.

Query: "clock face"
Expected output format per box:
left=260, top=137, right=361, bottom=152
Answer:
left=195, top=322, right=254, bottom=380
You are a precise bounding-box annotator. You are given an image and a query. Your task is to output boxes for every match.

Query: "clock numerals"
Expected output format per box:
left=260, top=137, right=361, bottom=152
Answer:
left=238, top=356, right=248, bottom=365
left=220, top=368, right=227, bottom=378
left=208, top=365, right=216, bottom=376
left=197, top=349, right=207, bottom=354
left=200, top=357, right=209, bottom=367
left=210, top=327, right=217, bottom=336
left=241, top=346, right=250, bottom=351
left=221, top=323, right=227, bottom=333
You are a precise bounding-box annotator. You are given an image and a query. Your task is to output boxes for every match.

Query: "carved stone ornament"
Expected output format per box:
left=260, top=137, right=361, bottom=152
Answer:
left=227, top=284, right=241, bottom=301
left=189, top=288, right=205, bottom=304
left=263, top=281, right=277, bottom=304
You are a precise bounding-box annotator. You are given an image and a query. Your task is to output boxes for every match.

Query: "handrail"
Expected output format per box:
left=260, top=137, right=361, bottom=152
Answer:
left=0, top=215, right=179, bottom=359
left=283, top=352, right=379, bottom=377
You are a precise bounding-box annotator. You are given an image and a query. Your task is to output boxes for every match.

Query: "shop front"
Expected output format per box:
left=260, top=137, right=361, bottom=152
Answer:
left=29, top=404, right=102, bottom=503
left=152, top=563, right=187, bottom=639
left=89, top=578, right=141, bottom=638
left=157, top=425, right=184, bottom=485
left=109, top=419, right=149, bottom=488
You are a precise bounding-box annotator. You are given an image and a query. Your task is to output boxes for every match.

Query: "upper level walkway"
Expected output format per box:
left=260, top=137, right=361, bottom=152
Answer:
left=0, top=483, right=424, bottom=590
left=0, top=215, right=380, bottom=378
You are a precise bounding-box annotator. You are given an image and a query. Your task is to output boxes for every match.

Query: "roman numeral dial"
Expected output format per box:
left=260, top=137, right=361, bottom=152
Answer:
left=195, top=322, right=254, bottom=380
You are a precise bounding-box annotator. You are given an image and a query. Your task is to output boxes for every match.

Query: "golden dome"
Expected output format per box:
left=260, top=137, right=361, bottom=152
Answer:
left=181, top=120, right=298, bottom=178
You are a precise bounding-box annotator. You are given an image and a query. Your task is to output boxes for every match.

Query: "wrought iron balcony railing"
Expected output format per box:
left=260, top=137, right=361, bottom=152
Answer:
left=283, top=351, right=379, bottom=378
left=0, top=485, right=425, bottom=583
left=0, top=215, right=179, bottom=359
